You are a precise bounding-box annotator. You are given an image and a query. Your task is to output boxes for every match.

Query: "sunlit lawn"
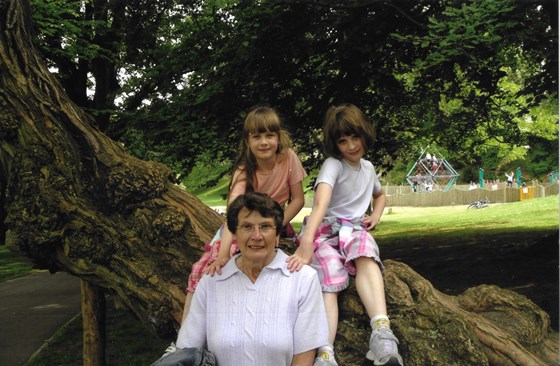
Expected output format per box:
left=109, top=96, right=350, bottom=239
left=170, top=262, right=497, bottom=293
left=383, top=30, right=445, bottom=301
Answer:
left=191, top=176, right=229, bottom=206
left=374, top=195, right=558, bottom=244
left=198, top=189, right=559, bottom=242
left=194, top=174, right=317, bottom=208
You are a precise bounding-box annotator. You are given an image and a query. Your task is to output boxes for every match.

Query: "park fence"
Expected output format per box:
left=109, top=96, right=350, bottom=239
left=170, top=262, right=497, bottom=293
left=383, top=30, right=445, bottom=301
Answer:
left=384, top=181, right=559, bottom=207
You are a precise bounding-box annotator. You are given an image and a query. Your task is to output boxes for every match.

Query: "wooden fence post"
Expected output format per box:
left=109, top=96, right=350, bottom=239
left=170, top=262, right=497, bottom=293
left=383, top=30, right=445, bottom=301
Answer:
left=81, top=279, right=106, bottom=366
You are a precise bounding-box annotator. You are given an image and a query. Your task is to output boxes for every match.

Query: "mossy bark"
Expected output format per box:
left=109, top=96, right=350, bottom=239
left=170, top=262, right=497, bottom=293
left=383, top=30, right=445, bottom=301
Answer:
left=0, top=0, right=221, bottom=335
left=0, top=1, right=558, bottom=365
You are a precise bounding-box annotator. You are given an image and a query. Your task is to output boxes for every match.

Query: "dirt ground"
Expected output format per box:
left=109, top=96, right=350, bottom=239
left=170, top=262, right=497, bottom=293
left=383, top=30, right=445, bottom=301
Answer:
left=380, top=229, right=559, bottom=331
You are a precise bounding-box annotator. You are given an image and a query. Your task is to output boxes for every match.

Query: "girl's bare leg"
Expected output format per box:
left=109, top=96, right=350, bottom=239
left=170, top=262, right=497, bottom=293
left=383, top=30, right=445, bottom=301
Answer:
left=323, top=292, right=339, bottom=344
left=354, top=257, right=387, bottom=317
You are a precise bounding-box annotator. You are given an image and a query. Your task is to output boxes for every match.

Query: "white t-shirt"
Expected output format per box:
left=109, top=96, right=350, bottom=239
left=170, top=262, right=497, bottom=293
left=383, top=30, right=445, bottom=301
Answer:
left=314, top=157, right=382, bottom=222
left=177, top=250, right=328, bottom=366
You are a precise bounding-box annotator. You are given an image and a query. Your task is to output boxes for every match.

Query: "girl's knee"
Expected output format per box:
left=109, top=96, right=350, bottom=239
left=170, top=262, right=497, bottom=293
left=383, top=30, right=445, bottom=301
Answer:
left=354, top=256, right=374, bottom=265
left=355, top=256, right=382, bottom=271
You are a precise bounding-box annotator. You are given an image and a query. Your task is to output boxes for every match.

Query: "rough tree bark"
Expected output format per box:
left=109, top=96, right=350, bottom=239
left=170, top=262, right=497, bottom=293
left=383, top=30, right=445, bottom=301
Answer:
left=0, top=1, right=557, bottom=365
left=0, top=0, right=222, bottom=331
left=81, top=280, right=106, bottom=365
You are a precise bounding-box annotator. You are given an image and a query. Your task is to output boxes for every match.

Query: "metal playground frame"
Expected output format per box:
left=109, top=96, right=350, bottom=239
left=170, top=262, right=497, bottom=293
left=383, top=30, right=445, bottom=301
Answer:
left=405, top=146, right=459, bottom=192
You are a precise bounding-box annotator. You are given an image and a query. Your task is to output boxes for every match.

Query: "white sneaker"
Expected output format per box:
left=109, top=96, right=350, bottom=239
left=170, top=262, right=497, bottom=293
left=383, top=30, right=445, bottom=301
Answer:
left=158, top=342, right=177, bottom=359
left=366, top=328, right=403, bottom=366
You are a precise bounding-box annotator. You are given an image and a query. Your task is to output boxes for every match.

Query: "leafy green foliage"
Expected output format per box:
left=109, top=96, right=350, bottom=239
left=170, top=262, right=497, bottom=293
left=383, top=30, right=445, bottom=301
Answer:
left=181, top=151, right=231, bottom=192
left=31, top=0, right=104, bottom=63
left=29, top=0, right=558, bottom=184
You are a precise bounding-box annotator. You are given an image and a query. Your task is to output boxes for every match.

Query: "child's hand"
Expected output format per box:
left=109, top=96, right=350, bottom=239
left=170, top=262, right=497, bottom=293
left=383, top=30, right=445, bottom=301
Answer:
left=204, top=255, right=230, bottom=276
left=286, top=243, right=314, bottom=272
left=363, top=214, right=380, bottom=231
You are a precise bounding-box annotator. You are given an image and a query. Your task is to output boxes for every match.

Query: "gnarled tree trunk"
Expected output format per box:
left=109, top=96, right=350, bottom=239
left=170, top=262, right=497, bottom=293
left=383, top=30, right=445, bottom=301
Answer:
left=0, top=1, right=557, bottom=365
left=0, top=0, right=221, bottom=332
left=336, top=259, right=559, bottom=365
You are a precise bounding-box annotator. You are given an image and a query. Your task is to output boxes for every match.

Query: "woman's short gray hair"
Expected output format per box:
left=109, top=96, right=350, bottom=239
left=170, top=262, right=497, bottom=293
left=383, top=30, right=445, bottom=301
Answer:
left=226, top=192, right=284, bottom=234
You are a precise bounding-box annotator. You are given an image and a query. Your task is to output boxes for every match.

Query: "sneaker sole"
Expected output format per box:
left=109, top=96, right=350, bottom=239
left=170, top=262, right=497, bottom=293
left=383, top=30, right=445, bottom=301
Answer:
left=365, top=350, right=403, bottom=366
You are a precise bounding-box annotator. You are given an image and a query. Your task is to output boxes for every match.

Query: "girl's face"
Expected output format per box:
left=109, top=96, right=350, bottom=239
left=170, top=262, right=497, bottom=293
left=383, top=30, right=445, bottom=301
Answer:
left=248, top=130, right=279, bottom=162
left=336, top=134, right=364, bottom=167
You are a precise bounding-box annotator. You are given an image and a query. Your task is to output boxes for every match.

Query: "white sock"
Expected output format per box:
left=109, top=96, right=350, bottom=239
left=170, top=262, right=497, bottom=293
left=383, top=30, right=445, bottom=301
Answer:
left=370, top=314, right=390, bottom=329
left=318, top=344, right=335, bottom=356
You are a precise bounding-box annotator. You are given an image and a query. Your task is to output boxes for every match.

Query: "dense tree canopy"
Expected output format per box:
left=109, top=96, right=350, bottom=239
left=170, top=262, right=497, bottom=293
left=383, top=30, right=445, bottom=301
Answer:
left=30, top=0, right=558, bottom=182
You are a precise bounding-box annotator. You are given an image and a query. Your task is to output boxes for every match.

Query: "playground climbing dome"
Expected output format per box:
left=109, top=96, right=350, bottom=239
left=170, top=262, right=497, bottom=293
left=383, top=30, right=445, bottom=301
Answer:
left=405, top=147, right=459, bottom=192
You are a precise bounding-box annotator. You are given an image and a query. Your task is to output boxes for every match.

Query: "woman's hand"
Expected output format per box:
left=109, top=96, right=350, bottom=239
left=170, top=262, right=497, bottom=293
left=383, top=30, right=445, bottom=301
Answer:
left=203, top=255, right=230, bottom=276
left=286, top=242, right=314, bottom=272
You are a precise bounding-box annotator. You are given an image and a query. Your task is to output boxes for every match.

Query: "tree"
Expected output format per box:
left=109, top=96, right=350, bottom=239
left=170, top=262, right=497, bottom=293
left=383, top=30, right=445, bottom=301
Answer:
left=1, top=0, right=223, bottom=332
left=1, top=1, right=558, bottom=365
left=28, top=1, right=557, bottom=182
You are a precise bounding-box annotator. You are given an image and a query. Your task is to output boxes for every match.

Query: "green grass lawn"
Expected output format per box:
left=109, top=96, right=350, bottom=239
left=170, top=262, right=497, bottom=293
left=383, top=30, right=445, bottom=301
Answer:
left=191, top=176, right=229, bottom=206
left=26, top=299, right=170, bottom=366
left=193, top=173, right=316, bottom=208
left=375, top=195, right=558, bottom=244
left=0, top=246, right=35, bottom=282
left=3, top=195, right=557, bottom=365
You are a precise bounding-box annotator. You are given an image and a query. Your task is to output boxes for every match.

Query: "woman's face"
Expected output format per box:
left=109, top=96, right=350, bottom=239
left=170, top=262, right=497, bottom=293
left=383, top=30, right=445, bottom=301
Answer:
left=247, top=130, right=279, bottom=162
left=234, top=208, right=279, bottom=267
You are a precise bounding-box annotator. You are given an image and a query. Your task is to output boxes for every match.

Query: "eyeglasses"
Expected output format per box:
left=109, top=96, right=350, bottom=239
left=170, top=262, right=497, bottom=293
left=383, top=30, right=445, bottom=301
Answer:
left=236, top=223, right=276, bottom=234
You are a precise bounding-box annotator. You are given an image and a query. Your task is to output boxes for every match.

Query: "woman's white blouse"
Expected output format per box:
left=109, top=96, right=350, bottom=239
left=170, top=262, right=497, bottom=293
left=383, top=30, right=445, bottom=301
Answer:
left=176, top=250, right=328, bottom=366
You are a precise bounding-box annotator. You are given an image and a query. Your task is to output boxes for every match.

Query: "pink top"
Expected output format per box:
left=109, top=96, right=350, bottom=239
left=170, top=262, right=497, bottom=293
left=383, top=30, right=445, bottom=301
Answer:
left=229, top=148, right=306, bottom=207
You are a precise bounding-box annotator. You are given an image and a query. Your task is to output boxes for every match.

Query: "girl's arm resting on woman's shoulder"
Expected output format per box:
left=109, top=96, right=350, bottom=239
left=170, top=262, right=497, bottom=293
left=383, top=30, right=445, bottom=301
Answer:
left=283, top=181, right=305, bottom=226
left=204, top=227, right=234, bottom=276
left=291, top=350, right=316, bottom=366
left=287, top=183, right=332, bottom=272
left=204, top=191, right=240, bottom=276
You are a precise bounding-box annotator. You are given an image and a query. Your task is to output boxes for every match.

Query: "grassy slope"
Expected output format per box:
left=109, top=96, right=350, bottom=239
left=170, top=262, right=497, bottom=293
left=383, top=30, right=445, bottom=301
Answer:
left=26, top=299, right=170, bottom=366
left=191, top=176, right=229, bottom=206
left=193, top=173, right=316, bottom=208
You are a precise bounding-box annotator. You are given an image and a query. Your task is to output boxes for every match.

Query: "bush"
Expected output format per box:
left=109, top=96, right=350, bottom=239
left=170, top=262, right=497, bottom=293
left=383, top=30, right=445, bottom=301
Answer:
left=181, top=151, right=231, bottom=193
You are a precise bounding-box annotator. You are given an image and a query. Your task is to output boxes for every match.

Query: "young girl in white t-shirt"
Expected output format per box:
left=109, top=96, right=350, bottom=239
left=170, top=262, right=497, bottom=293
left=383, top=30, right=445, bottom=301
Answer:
left=287, top=103, right=403, bottom=366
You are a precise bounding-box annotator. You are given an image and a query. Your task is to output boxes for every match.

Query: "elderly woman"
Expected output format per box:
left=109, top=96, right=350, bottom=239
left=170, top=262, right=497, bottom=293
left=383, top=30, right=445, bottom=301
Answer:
left=167, top=192, right=328, bottom=366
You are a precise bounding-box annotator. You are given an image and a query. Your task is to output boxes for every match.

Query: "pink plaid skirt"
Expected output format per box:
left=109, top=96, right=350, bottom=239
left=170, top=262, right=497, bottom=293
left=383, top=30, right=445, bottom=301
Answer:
left=187, top=222, right=296, bottom=292
left=296, top=217, right=383, bottom=292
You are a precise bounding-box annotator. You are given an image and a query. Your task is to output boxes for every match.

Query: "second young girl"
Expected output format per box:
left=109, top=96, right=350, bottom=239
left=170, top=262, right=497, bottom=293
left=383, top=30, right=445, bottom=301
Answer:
left=287, top=104, right=403, bottom=366
left=181, top=105, right=307, bottom=324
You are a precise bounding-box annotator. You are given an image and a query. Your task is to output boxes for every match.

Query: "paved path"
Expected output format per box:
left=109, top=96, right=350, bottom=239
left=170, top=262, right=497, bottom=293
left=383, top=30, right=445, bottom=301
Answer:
left=0, top=271, right=81, bottom=365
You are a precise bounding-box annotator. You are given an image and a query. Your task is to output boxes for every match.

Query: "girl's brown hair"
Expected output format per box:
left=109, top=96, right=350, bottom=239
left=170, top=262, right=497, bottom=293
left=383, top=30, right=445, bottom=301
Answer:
left=322, top=103, right=376, bottom=159
left=229, top=106, right=292, bottom=194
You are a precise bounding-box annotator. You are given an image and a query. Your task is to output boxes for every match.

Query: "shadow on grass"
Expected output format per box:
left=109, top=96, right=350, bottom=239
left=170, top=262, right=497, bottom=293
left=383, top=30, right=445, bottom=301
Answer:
left=380, top=229, right=559, bottom=331
left=27, top=296, right=170, bottom=366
